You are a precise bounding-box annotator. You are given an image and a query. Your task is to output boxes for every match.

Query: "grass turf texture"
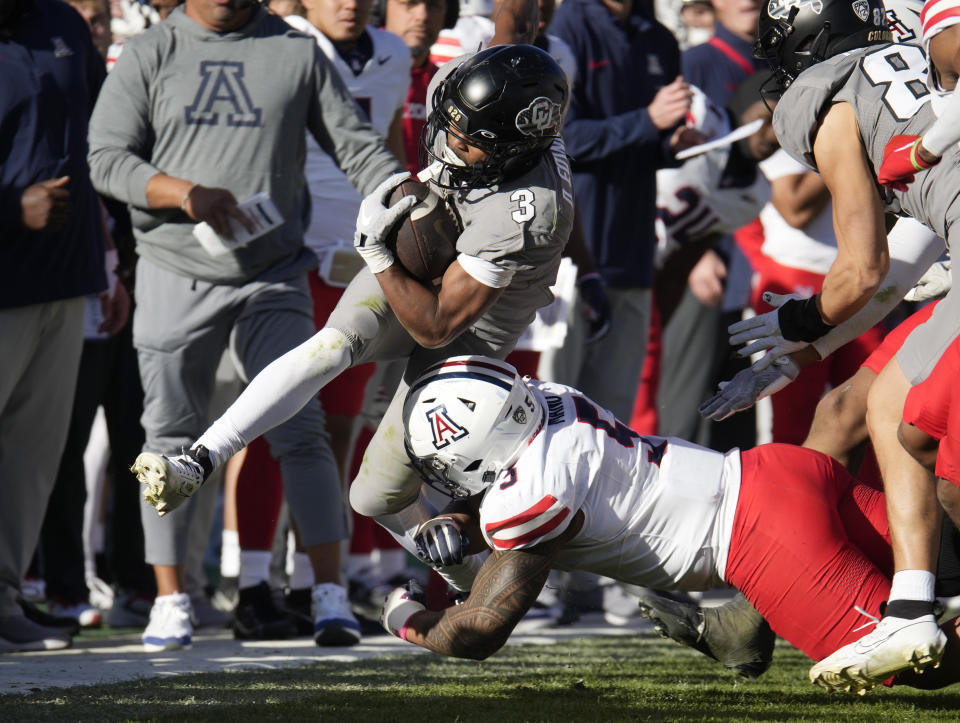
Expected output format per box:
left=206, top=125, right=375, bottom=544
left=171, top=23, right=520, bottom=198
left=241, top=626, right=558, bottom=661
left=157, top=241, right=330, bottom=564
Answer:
left=3, top=633, right=959, bottom=721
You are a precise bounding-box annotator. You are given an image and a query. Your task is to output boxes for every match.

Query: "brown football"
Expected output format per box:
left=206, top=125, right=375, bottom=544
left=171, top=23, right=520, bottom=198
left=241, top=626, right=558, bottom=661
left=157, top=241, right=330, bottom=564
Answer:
left=386, top=179, right=460, bottom=289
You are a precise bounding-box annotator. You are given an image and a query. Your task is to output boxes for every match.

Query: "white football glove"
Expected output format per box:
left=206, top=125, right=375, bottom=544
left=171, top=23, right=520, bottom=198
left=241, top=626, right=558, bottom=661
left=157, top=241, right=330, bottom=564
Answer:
left=728, top=292, right=809, bottom=371
left=415, top=516, right=470, bottom=568
left=354, top=171, right=417, bottom=274
left=904, top=260, right=951, bottom=302
left=380, top=579, right=427, bottom=640
left=698, top=355, right=801, bottom=421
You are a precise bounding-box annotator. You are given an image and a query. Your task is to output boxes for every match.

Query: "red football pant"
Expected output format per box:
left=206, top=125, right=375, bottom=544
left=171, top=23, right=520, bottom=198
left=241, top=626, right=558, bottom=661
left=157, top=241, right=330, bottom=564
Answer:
left=727, top=444, right=892, bottom=661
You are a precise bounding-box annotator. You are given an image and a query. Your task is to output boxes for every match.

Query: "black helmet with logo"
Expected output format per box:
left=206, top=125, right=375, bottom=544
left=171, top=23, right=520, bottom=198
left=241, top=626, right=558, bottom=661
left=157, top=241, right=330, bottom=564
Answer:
left=755, top=0, right=892, bottom=91
left=422, top=44, right=569, bottom=188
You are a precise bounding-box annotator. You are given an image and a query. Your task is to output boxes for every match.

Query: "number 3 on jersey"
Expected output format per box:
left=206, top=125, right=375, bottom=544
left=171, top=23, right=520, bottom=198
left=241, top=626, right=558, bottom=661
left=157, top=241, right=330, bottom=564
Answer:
left=511, top=189, right=535, bottom=223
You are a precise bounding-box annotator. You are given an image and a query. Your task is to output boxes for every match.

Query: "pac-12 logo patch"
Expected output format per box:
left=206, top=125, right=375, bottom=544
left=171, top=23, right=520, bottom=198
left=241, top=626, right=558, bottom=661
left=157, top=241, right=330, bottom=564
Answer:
left=426, top=405, right=468, bottom=449
left=767, top=0, right=822, bottom=19
left=851, top=0, right=869, bottom=22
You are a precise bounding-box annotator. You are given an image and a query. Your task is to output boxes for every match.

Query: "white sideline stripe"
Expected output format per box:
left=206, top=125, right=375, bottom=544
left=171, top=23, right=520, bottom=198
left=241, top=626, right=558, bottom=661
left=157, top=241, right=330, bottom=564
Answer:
left=0, top=617, right=652, bottom=695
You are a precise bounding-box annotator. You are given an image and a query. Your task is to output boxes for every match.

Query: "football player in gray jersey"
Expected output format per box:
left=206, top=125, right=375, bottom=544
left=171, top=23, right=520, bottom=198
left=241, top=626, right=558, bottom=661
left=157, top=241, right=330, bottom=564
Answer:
left=132, top=42, right=575, bottom=594
left=719, top=0, right=960, bottom=695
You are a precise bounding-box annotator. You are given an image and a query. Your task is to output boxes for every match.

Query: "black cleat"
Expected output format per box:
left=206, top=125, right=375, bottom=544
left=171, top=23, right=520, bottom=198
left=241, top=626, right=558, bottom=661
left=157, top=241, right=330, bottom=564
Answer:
left=637, top=590, right=775, bottom=679
left=233, top=582, right=298, bottom=640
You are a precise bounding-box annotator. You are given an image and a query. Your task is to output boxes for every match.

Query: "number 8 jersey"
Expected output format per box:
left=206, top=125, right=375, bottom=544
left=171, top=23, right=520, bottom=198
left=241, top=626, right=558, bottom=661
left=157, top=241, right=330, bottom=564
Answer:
left=478, top=380, right=742, bottom=591
left=773, top=43, right=960, bottom=244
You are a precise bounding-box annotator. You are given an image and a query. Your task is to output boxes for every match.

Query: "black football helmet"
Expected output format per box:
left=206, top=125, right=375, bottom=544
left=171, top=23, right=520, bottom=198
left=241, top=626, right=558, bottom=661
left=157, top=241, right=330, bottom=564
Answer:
left=754, top=0, right=892, bottom=91
left=421, top=45, right=569, bottom=189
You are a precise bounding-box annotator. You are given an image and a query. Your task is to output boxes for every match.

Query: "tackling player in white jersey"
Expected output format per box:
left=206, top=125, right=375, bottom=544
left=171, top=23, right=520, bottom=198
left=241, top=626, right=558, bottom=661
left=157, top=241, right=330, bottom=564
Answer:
left=379, top=356, right=960, bottom=690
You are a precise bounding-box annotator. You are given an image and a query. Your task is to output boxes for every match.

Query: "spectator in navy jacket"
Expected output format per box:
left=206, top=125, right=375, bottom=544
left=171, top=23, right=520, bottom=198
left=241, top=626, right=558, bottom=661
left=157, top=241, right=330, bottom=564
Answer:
left=544, top=0, right=691, bottom=423
left=0, top=0, right=122, bottom=652
left=655, top=0, right=766, bottom=453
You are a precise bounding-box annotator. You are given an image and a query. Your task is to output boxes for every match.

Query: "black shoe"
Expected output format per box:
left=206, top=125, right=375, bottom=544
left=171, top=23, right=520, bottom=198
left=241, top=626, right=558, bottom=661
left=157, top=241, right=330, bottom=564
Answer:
left=637, top=591, right=775, bottom=680
left=233, top=582, right=298, bottom=640
left=282, top=587, right=314, bottom=637
left=18, top=599, right=80, bottom=637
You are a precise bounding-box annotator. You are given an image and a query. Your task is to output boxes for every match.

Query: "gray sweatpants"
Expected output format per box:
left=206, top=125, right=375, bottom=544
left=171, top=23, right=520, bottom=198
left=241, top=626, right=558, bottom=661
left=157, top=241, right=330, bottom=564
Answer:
left=0, top=298, right=84, bottom=615
left=134, top=259, right=344, bottom=565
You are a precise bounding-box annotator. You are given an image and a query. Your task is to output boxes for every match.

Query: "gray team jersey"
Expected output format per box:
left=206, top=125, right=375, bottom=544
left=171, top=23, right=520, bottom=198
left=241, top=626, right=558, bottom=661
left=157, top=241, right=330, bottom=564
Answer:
left=443, top=137, right=575, bottom=348
left=88, top=6, right=400, bottom=284
left=773, top=43, right=960, bottom=244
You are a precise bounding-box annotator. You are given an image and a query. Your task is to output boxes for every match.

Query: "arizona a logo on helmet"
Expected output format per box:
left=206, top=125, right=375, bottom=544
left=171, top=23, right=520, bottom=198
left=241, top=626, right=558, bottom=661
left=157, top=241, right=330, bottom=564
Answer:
left=426, top=405, right=468, bottom=449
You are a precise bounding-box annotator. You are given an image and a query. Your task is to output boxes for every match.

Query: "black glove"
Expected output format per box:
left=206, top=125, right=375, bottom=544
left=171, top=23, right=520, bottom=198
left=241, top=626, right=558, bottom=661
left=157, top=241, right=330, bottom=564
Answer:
left=577, top=272, right=612, bottom=344
left=414, top=517, right=470, bottom=568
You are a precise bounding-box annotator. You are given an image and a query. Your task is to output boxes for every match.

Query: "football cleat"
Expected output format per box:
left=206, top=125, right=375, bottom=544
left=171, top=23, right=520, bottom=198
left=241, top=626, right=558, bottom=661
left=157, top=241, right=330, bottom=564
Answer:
left=233, top=582, right=297, bottom=640
left=809, top=613, right=947, bottom=694
left=637, top=590, right=775, bottom=679
left=131, top=446, right=210, bottom=517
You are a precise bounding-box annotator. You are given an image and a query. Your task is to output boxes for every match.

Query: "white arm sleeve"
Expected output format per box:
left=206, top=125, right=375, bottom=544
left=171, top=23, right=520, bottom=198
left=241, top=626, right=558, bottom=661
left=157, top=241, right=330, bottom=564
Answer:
left=812, top=218, right=943, bottom=359
left=922, top=90, right=960, bottom=157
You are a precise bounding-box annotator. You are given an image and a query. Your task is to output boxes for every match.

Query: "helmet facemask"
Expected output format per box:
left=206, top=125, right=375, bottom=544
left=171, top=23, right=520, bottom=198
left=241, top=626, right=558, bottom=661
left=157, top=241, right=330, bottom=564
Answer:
left=403, top=356, right=545, bottom=499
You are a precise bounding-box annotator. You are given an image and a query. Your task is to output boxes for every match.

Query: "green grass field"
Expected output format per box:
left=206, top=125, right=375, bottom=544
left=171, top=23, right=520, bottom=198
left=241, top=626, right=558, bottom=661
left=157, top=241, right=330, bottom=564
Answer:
left=3, top=631, right=960, bottom=721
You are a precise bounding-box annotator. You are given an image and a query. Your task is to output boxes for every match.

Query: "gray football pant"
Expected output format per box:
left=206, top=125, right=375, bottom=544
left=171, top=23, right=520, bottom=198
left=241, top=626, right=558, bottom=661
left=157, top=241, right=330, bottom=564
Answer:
left=0, top=298, right=84, bottom=616
left=898, top=273, right=960, bottom=384
left=331, top=269, right=512, bottom=518
left=134, top=260, right=344, bottom=566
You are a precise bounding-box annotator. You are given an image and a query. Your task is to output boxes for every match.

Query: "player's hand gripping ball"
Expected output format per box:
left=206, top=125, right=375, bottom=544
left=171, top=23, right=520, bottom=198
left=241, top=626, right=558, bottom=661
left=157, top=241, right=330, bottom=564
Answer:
left=385, top=178, right=460, bottom=288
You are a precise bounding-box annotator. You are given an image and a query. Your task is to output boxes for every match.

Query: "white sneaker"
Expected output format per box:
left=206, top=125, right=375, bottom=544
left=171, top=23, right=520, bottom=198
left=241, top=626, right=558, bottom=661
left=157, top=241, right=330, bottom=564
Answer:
left=48, top=599, right=102, bottom=628
left=142, top=592, right=194, bottom=652
left=312, top=583, right=361, bottom=647
left=809, top=613, right=947, bottom=694
left=131, top=448, right=208, bottom=517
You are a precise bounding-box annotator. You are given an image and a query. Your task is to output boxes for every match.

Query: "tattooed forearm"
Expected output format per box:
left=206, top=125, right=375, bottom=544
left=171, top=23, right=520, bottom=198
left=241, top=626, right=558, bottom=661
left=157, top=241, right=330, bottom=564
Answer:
left=413, top=548, right=555, bottom=660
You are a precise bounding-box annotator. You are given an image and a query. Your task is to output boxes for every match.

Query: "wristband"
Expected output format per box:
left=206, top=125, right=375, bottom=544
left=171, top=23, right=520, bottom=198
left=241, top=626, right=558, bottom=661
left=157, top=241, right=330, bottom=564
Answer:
left=777, top=295, right=835, bottom=342
left=577, top=271, right=603, bottom=286
left=909, top=140, right=933, bottom=171
left=181, top=184, right=198, bottom=213
left=399, top=622, right=411, bottom=642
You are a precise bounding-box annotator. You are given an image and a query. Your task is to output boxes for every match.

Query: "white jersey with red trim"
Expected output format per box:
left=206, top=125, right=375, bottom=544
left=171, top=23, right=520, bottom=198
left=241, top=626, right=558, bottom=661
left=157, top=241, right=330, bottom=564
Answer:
left=285, top=17, right=411, bottom=258
left=478, top=381, right=743, bottom=591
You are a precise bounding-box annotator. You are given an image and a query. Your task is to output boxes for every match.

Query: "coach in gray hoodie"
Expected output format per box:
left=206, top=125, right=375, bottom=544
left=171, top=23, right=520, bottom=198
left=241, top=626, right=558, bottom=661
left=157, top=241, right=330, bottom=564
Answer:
left=88, top=0, right=401, bottom=651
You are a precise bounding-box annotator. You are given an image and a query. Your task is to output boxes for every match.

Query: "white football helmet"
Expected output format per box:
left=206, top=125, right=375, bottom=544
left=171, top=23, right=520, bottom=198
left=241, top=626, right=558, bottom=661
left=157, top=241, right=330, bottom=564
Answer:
left=884, top=0, right=924, bottom=45
left=403, top=356, right=543, bottom=499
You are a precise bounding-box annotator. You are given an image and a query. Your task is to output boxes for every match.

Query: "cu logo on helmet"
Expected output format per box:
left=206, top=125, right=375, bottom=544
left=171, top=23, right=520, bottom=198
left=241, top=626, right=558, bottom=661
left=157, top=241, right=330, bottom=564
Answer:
left=766, top=0, right=822, bottom=19
left=515, top=97, right=562, bottom=137
left=426, top=405, right=468, bottom=450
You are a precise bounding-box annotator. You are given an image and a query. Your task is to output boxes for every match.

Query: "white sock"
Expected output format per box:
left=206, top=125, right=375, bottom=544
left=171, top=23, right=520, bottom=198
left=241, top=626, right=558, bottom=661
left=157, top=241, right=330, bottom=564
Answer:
left=375, top=549, right=407, bottom=581
left=288, top=553, right=315, bottom=590
left=346, top=553, right=374, bottom=581
left=889, top=570, right=936, bottom=603
left=220, top=529, right=240, bottom=579
left=239, top=550, right=272, bottom=591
